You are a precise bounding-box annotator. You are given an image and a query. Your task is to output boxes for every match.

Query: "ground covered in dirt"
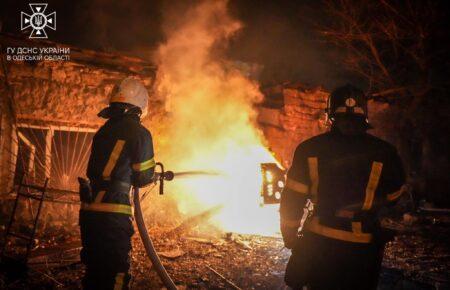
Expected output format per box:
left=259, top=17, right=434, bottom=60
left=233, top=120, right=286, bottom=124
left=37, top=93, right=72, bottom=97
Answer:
left=1, top=214, right=449, bottom=289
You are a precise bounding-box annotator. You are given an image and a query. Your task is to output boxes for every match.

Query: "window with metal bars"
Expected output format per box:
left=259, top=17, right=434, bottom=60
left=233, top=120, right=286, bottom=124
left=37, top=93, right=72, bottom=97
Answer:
left=13, top=125, right=95, bottom=192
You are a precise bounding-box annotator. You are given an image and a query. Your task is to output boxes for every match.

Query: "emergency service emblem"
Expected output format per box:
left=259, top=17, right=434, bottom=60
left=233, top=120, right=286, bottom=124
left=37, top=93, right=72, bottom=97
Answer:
left=21, top=3, right=56, bottom=39
left=345, top=97, right=356, bottom=107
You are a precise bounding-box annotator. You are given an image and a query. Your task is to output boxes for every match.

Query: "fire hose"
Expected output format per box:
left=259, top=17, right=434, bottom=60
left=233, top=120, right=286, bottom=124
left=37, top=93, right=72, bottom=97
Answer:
left=133, top=186, right=177, bottom=290
left=133, top=162, right=177, bottom=290
left=133, top=164, right=218, bottom=289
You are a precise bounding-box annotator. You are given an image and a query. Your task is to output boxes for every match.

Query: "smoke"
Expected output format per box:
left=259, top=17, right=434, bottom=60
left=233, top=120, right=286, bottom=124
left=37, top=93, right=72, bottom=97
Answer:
left=226, top=1, right=350, bottom=88
left=153, top=0, right=279, bottom=235
left=155, top=0, right=263, bottom=162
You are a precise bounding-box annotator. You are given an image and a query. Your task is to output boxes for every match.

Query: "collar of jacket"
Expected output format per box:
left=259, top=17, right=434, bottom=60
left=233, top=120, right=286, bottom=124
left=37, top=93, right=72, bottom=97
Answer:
left=109, top=113, right=140, bottom=123
left=330, top=125, right=368, bottom=137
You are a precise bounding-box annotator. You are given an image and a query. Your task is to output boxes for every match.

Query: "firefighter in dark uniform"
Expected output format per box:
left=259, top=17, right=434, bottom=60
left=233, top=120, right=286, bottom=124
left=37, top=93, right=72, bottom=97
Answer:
left=280, top=84, right=405, bottom=290
left=79, top=77, right=155, bottom=289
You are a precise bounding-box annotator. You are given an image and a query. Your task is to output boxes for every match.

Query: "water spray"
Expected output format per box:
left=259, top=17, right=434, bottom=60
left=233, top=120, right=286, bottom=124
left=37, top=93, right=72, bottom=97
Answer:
left=172, top=170, right=221, bottom=178
left=134, top=161, right=284, bottom=287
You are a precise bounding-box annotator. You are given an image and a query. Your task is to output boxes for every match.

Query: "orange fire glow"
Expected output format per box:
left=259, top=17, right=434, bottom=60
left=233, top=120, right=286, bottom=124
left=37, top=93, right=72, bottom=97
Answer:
left=153, top=0, right=280, bottom=236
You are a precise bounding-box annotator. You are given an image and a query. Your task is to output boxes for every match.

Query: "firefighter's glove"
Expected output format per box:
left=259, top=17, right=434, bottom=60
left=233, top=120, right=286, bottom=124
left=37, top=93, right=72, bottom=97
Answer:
left=78, top=177, right=93, bottom=203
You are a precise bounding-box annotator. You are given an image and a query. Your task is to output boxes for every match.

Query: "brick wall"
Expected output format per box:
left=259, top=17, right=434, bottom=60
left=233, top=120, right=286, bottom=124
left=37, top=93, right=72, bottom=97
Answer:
left=0, top=35, right=158, bottom=229
left=257, top=86, right=329, bottom=168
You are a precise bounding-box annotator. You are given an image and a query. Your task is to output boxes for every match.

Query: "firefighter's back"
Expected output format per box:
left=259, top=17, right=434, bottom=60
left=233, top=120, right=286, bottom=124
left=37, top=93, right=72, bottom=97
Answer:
left=87, top=114, right=150, bottom=185
left=280, top=85, right=405, bottom=290
left=79, top=78, right=155, bottom=290
left=301, top=130, right=403, bottom=235
left=80, top=115, right=142, bottom=290
left=285, top=130, right=403, bottom=289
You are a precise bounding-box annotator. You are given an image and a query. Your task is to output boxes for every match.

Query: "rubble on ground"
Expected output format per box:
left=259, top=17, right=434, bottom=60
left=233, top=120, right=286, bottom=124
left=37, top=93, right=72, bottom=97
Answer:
left=1, top=214, right=449, bottom=289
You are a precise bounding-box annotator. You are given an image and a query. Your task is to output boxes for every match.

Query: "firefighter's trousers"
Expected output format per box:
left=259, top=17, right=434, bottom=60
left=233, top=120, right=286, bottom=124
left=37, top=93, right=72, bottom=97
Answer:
left=285, top=231, right=384, bottom=290
left=79, top=210, right=134, bottom=290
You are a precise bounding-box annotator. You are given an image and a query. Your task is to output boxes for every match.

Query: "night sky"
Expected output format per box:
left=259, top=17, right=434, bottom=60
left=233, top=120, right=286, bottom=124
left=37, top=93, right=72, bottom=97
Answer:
left=0, top=0, right=448, bottom=89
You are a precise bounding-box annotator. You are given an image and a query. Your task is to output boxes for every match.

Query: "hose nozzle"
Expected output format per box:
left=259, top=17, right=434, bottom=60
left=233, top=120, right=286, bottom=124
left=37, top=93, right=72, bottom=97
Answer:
left=162, top=170, right=174, bottom=181
left=155, top=162, right=174, bottom=195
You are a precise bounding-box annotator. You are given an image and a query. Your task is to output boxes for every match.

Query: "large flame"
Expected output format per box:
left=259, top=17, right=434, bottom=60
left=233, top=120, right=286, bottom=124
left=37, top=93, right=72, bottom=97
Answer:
left=154, top=0, right=279, bottom=236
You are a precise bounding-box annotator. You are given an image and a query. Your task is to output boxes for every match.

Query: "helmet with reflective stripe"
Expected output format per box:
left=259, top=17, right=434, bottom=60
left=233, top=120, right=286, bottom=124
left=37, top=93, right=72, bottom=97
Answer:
left=110, top=77, right=149, bottom=117
left=326, top=84, right=368, bottom=121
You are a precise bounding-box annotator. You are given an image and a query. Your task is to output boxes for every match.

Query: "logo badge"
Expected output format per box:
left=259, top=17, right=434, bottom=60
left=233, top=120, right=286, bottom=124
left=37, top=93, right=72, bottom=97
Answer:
left=21, top=3, right=56, bottom=39
left=345, top=97, right=356, bottom=107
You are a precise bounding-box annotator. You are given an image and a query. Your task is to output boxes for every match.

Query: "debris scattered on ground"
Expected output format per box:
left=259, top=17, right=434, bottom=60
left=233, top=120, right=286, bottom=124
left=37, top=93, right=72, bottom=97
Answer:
left=159, top=248, right=185, bottom=260
left=1, top=215, right=449, bottom=289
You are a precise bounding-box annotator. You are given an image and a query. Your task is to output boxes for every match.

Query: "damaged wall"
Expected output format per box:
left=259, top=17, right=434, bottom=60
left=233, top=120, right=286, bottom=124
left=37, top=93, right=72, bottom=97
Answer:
left=257, top=84, right=406, bottom=169
left=1, top=33, right=439, bottom=236
left=257, top=84, right=328, bottom=168
left=0, top=34, right=157, bottom=127
left=0, top=33, right=158, bottom=231
left=258, top=84, right=449, bottom=207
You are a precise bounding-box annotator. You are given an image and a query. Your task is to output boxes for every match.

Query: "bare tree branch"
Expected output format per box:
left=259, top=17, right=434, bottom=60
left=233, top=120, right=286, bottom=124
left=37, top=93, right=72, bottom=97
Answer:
left=318, top=0, right=443, bottom=93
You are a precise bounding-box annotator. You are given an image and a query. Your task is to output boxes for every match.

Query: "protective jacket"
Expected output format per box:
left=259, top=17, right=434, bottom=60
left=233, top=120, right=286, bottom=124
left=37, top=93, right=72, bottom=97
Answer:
left=280, top=127, right=405, bottom=289
left=80, top=113, right=155, bottom=290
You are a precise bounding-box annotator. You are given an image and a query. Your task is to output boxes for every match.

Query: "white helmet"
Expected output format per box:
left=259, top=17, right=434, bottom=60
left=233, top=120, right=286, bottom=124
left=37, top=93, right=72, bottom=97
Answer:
left=110, top=77, right=149, bottom=117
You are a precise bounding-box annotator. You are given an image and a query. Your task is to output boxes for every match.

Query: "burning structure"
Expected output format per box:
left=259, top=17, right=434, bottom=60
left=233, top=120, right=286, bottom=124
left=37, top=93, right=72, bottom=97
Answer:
left=0, top=0, right=336, bottom=264
left=0, top=0, right=448, bottom=288
left=0, top=54, right=329, bottom=235
left=0, top=2, right=334, bottom=237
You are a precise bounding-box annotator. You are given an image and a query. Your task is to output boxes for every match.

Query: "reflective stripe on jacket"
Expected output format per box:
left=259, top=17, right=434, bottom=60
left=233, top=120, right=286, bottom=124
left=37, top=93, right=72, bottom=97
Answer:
left=84, top=114, right=155, bottom=215
left=280, top=128, right=405, bottom=244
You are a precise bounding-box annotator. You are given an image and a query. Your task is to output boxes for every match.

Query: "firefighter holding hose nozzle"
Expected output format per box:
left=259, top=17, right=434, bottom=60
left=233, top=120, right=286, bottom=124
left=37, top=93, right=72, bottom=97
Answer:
left=78, top=77, right=155, bottom=289
left=280, top=84, right=405, bottom=289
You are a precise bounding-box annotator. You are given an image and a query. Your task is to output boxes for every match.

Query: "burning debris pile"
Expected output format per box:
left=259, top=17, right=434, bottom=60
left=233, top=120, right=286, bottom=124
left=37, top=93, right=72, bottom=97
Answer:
left=0, top=2, right=333, bottom=264
left=0, top=0, right=348, bottom=243
left=0, top=0, right=448, bottom=289
left=151, top=0, right=280, bottom=235
left=0, top=1, right=333, bottom=286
